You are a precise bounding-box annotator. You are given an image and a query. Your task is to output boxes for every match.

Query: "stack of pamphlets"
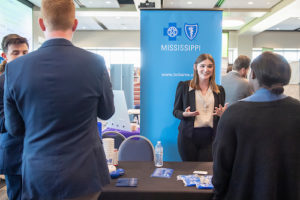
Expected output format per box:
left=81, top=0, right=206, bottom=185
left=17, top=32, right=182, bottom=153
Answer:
left=177, top=174, right=213, bottom=189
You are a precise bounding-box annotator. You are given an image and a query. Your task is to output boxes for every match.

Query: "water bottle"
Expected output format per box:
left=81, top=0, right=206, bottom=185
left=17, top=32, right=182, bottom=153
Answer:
left=154, top=141, right=163, bottom=167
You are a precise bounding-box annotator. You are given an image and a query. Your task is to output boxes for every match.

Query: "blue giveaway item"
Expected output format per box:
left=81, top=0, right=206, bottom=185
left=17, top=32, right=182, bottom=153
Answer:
left=110, top=168, right=125, bottom=179
left=196, top=175, right=213, bottom=189
left=151, top=168, right=173, bottom=178
left=115, top=178, right=138, bottom=187
left=177, top=175, right=213, bottom=189
left=177, top=175, right=200, bottom=187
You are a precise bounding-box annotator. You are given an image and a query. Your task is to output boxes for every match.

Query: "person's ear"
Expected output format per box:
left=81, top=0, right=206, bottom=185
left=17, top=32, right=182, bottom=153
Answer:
left=1, top=52, right=7, bottom=61
left=39, top=18, right=46, bottom=31
left=193, top=64, right=197, bottom=71
left=72, top=19, right=78, bottom=32
left=240, top=68, right=245, bottom=75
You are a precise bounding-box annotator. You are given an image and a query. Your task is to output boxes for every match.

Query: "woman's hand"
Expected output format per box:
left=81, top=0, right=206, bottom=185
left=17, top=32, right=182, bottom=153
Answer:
left=213, top=103, right=228, bottom=117
left=183, top=106, right=199, bottom=117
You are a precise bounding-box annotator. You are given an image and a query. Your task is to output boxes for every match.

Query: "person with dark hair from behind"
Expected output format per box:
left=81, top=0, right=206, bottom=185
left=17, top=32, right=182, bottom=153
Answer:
left=173, top=53, right=227, bottom=162
left=212, top=51, right=300, bottom=200
left=3, top=0, right=114, bottom=199
left=221, top=55, right=253, bottom=105
left=0, top=34, right=29, bottom=200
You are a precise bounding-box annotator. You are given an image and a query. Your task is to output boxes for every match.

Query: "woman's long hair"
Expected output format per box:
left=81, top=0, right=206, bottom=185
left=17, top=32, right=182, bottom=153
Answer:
left=190, top=53, right=220, bottom=93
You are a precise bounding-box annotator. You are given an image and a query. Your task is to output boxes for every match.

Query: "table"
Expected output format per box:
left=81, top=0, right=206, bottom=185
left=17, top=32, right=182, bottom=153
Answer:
left=99, top=161, right=213, bottom=200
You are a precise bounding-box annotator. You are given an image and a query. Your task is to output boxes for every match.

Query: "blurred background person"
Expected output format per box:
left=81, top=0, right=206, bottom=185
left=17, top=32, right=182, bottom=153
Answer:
left=0, top=57, right=4, bottom=73
left=0, top=34, right=29, bottom=200
left=213, top=51, right=300, bottom=200
left=3, top=0, right=114, bottom=199
left=173, top=53, right=226, bottom=162
left=226, top=64, right=232, bottom=73
left=222, top=55, right=253, bottom=105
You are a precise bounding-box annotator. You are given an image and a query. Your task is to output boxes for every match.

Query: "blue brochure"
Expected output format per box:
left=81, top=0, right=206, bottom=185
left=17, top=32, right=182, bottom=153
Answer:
left=177, top=175, right=213, bottom=189
left=151, top=168, right=173, bottom=178
left=177, top=175, right=200, bottom=186
left=196, top=175, right=213, bottom=189
left=115, top=178, right=138, bottom=187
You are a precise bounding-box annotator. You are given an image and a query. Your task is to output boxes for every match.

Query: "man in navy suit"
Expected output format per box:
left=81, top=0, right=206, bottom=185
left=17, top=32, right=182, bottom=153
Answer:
left=4, top=0, right=115, bottom=199
left=0, top=34, right=29, bottom=200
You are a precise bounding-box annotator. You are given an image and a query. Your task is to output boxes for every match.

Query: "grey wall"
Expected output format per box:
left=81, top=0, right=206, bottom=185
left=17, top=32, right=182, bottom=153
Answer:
left=73, top=30, right=140, bottom=48
left=32, top=8, right=140, bottom=50
left=110, top=64, right=134, bottom=109
left=254, top=31, right=300, bottom=48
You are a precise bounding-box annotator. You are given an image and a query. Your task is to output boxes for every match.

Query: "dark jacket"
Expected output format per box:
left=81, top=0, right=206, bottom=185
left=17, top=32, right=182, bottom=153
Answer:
left=213, top=98, right=300, bottom=200
left=173, top=80, right=225, bottom=138
left=4, top=38, right=114, bottom=199
left=0, top=74, right=23, bottom=175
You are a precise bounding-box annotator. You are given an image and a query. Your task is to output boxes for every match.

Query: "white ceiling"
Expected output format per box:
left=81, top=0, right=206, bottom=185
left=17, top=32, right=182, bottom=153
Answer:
left=163, top=0, right=216, bottom=9
left=96, top=16, right=140, bottom=30
left=26, top=0, right=300, bottom=34
left=221, top=0, right=280, bottom=9
left=77, top=16, right=104, bottom=30
left=268, top=17, right=300, bottom=31
left=79, top=0, right=120, bottom=8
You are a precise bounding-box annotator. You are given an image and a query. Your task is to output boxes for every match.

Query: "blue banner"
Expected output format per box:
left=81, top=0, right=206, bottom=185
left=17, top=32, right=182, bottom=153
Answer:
left=140, top=10, right=222, bottom=161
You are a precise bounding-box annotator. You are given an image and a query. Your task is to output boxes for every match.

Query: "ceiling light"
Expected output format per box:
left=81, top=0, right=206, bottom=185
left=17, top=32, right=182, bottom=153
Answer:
left=248, top=1, right=253, bottom=5
left=222, top=19, right=244, bottom=27
left=82, top=26, right=86, bottom=29
left=276, top=27, right=280, bottom=30
left=105, top=1, right=112, bottom=4
left=76, top=11, right=138, bottom=17
left=170, top=1, right=174, bottom=5
left=266, top=1, right=271, bottom=5
left=187, top=1, right=193, bottom=5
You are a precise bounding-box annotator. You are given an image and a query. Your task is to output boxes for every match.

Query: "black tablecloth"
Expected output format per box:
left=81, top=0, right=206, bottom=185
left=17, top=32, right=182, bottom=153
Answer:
left=99, top=161, right=213, bottom=200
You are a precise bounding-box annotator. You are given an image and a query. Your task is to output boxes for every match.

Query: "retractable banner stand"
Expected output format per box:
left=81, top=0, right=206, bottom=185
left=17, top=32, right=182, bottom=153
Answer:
left=140, top=10, right=222, bottom=161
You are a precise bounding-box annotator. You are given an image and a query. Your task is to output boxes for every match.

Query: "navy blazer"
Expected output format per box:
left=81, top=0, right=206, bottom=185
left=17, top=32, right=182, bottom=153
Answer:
left=4, top=39, right=115, bottom=199
left=173, top=80, right=225, bottom=138
left=0, top=74, right=23, bottom=175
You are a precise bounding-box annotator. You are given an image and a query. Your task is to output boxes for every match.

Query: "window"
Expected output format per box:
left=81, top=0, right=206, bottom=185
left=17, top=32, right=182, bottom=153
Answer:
left=253, top=48, right=300, bottom=62
left=84, top=48, right=140, bottom=69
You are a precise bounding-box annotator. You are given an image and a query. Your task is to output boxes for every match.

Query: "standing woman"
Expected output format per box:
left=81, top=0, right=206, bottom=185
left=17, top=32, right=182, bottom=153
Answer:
left=213, top=51, right=300, bottom=200
left=173, top=53, right=226, bottom=161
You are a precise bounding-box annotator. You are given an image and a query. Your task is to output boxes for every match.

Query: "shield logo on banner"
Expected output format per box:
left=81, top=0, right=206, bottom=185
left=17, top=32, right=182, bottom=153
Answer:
left=184, top=24, right=198, bottom=41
